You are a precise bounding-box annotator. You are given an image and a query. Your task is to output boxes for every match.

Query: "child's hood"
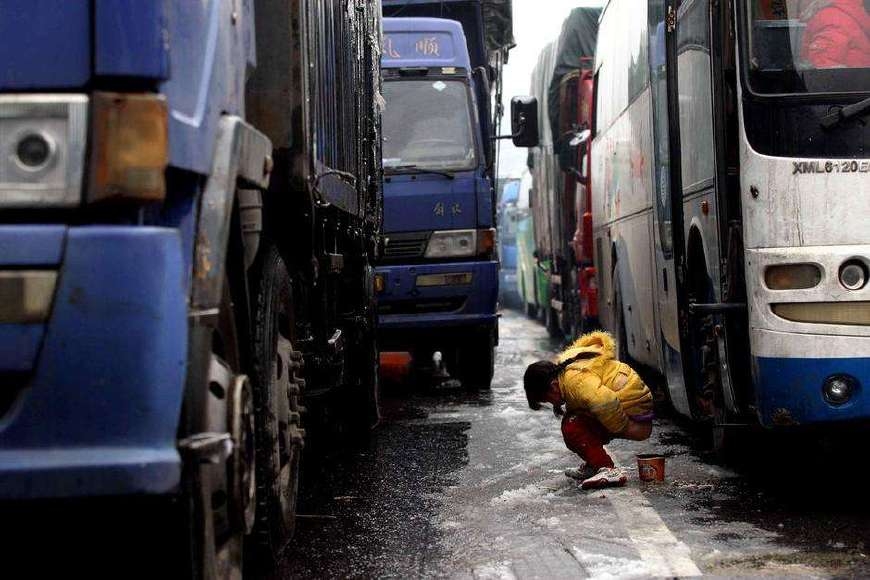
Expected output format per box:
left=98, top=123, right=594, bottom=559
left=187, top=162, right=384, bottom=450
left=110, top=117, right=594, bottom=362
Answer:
left=557, top=331, right=616, bottom=365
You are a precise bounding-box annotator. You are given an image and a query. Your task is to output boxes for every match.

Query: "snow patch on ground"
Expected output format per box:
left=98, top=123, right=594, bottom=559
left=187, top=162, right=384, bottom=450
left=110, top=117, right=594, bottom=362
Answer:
left=441, top=520, right=463, bottom=530
left=571, top=548, right=651, bottom=579
left=490, top=482, right=556, bottom=506
left=536, top=516, right=561, bottom=529
left=473, top=561, right=516, bottom=580
left=495, top=406, right=527, bottom=418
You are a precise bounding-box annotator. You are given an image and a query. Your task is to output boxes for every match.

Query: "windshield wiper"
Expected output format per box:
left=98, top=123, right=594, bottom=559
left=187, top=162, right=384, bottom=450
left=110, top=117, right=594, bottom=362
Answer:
left=385, top=164, right=455, bottom=179
left=820, top=96, right=870, bottom=130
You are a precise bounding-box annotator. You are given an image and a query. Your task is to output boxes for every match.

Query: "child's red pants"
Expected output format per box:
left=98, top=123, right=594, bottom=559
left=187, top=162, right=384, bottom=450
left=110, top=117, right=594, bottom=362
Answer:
left=561, top=413, right=615, bottom=469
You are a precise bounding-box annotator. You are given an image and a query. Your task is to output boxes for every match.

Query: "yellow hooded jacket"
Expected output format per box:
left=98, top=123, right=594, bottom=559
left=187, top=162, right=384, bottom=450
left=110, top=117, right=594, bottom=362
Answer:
left=555, top=331, right=653, bottom=434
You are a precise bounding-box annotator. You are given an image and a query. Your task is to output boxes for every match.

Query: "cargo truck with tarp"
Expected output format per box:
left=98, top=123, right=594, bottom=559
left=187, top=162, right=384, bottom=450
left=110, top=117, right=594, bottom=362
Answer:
left=0, top=1, right=383, bottom=576
left=546, top=6, right=602, bottom=338
left=522, top=41, right=559, bottom=328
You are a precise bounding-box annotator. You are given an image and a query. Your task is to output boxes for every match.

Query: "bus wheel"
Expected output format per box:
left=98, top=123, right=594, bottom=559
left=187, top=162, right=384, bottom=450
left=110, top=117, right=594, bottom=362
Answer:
left=688, top=272, right=740, bottom=457
left=612, top=273, right=635, bottom=366
left=702, top=323, right=742, bottom=458
left=249, top=246, right=305, bottom=568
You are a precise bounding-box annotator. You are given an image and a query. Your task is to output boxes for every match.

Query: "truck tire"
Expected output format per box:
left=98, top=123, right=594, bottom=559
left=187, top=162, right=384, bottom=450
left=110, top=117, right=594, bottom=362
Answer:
left=249, top=245, right=305, bottom=568
left=344, top=324, right=381, bottom=438
left=458, top=327, right=495, bottom=389
left=181, top=274, right=252, bottom=580
left=359, top=329, right=381, bottom=430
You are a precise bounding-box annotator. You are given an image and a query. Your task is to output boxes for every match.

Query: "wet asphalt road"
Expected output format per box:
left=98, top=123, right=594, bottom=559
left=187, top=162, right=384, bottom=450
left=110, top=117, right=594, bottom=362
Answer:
left=277, top=309, right=870, bottom=578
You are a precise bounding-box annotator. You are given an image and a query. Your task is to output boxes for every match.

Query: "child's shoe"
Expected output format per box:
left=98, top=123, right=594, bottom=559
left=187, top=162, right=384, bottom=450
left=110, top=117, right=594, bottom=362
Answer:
left=580, top=467, right=627, bottom=490
left=564, top=464, right=597, bottom=480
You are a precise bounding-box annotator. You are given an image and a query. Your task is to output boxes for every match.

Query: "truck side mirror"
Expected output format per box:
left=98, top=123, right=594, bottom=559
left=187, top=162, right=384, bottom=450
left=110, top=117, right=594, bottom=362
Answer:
left=565, top=129, right=591, bottom=181
left=510, top=96, right=539, bottom=148
left=570, top=129, right=591, bottom=154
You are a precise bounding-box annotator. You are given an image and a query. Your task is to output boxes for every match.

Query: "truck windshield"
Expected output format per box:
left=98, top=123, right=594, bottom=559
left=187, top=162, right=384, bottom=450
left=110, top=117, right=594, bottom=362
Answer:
left=742, top=0, right=870, bottom=95
left=382, top=79, right=478, bottom=172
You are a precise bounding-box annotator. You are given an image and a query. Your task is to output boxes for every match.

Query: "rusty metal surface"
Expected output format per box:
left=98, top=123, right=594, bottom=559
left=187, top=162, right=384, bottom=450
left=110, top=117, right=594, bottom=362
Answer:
left=192, top=115, right=271, bottom=311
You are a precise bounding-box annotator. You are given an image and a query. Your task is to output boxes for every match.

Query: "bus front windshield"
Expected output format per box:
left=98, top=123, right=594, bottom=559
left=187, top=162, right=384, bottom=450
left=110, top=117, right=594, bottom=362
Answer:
left=382, top=79, right=478, bottom=172
left=743, top=0, right=870, bottom=95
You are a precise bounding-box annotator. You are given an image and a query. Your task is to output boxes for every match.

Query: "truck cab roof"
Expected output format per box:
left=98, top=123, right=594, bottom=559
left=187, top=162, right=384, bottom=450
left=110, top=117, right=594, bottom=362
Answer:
left=382, top=18, right=471, bottom=70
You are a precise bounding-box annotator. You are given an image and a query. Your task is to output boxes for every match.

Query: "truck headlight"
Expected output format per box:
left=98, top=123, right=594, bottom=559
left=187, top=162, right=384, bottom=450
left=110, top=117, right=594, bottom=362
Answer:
left=0, top=95, right=88, bottom=208
left=425, top=230, right=476, bottom=258
left=15, top=133, right=55, bottom=170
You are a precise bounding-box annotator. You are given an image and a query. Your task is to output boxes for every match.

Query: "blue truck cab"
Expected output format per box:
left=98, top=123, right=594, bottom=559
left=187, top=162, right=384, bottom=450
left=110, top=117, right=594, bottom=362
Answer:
left=376, top=17, right=498, bottom=386
left=0, top=1, right=385, bottom=575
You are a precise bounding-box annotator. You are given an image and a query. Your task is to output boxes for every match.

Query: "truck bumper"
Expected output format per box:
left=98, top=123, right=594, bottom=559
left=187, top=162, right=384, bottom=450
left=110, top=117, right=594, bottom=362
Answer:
left=0, top=226, right=187, bottom=499
left=376, top=260, right=498, bottom=349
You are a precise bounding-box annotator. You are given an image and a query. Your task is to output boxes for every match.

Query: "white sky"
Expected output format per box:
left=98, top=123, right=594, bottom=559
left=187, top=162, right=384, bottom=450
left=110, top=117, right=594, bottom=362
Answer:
left=497, top=0, right=604, bottom=178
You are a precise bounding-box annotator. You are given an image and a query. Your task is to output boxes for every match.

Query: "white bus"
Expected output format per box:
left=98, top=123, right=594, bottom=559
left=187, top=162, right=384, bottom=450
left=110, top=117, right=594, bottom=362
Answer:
left=592, top=0, right=870, bottom=439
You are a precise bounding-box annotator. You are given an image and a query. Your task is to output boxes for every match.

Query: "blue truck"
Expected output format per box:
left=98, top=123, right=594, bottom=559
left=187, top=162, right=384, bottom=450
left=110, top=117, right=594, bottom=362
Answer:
left=0, top=1, right=382, bottom=576
left=376, top=1, right=515, bottom=387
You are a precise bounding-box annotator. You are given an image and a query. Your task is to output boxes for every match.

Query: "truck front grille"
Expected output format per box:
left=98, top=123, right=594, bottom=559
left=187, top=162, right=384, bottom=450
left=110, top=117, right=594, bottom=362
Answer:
left=382, top=232, right=430, bottom=261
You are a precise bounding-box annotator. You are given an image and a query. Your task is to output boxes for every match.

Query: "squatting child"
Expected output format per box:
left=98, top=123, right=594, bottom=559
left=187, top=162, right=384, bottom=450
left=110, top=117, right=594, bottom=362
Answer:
left=523, top=331, right=654, bottom=489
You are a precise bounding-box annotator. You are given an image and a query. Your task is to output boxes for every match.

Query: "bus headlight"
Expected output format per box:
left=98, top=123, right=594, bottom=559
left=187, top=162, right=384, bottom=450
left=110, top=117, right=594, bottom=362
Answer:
left=823, top=375, right=857, bottom=406
left=764, top=264, right=821, bottom=290
left=425, top=230, right=476, bottom=258
left=839, top=260, right=868, bottom=291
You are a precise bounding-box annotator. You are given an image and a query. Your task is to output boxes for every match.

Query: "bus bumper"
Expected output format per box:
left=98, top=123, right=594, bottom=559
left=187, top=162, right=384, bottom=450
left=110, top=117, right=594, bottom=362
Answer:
left=0, top=226, right=187, bottom=499
left=747, top=246, right=870, bottom=427
left=752, top=330, right=870, bottom=427
left=376, top=260, right=498, bottom=349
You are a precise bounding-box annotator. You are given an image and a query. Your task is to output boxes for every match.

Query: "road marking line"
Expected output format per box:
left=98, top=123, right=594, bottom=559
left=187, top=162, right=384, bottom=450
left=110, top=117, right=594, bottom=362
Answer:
left=607, top=487, right=702, bottom=577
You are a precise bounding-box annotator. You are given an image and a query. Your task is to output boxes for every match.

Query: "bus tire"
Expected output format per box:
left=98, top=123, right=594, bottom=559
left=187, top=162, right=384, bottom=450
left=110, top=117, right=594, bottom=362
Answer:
left=612, top=270, right=635, bottom=366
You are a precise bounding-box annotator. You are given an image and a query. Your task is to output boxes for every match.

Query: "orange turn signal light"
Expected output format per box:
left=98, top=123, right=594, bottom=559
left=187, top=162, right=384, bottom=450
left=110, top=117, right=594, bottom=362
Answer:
left=88, top=92, right=168, bottom=204
left=477, top=228, right=496, bottom=256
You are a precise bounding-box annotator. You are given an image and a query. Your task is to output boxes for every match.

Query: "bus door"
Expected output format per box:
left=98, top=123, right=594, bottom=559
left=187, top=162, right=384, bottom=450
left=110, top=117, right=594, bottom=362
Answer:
left=665, top=0, right=749, bottom=422
left=661, top=0, right=727, bottom=419
left=649, top=0, right=692, bottom=417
